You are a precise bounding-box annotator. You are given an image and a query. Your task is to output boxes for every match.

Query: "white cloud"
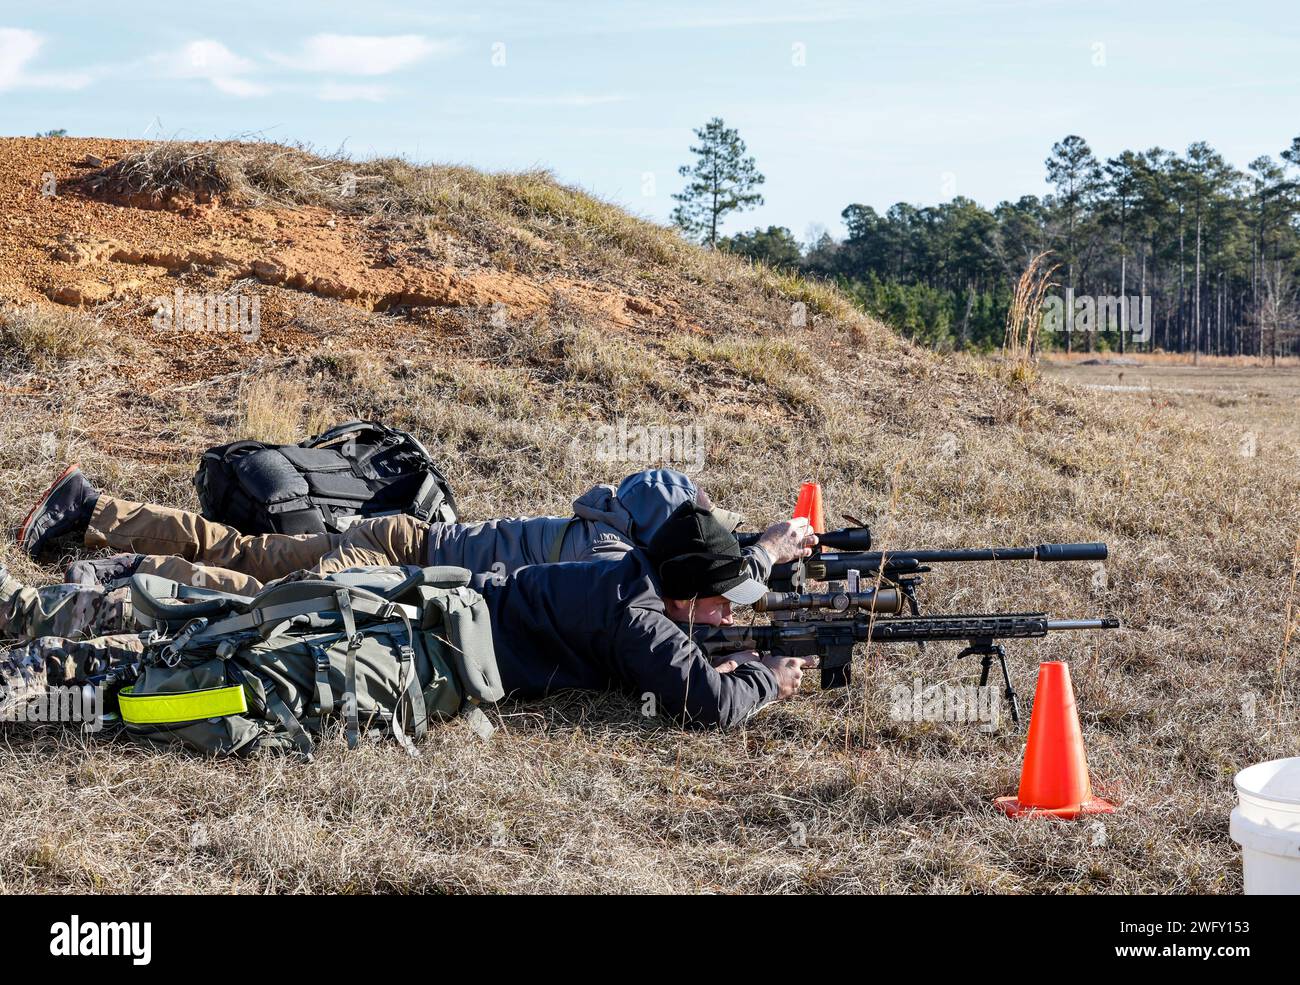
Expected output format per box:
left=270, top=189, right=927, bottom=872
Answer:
left=0, top=28, right=92, bottom=91
left=272, top=34, right=452, bottom=76
left=317, top=82, right=390, bottom=102
left=0, top=28, right=41, bottom=89
left=152, top=40, right=268, bottom=97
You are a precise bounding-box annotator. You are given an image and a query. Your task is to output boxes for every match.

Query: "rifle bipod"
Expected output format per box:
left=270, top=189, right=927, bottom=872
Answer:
left=956, top=640, right=1022, bottom=725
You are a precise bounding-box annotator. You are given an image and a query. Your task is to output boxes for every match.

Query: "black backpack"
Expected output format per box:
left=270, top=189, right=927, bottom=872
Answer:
left=195, top=421, right=458, bottom=535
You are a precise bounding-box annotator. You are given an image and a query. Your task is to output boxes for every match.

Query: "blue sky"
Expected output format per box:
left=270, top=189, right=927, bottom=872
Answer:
left=3, top=1, right=1297, bottom=241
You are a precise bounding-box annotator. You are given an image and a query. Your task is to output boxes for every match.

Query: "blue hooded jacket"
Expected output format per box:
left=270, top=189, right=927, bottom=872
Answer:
left=421, top=468, right=770, bottom=579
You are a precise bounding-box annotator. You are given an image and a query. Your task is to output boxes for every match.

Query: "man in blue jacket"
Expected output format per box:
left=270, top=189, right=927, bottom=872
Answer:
left=478, top=500, right=809, bottom=728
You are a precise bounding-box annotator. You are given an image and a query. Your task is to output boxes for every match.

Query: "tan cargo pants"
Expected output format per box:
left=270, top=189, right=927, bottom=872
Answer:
left=84, top=496, right=429, bottom=595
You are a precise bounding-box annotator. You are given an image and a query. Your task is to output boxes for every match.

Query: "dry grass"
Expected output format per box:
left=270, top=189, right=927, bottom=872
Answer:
left=757, top=265, right=862, bottom=324
left=2, top=304, right=1294, bottom=895
left=0, top=304, right=104, bottom=371
left=81, top=140, right=343, bottom=209
left=1, top=142, right=1297, bottom=895
left=236, top=376, right=335, bottom=445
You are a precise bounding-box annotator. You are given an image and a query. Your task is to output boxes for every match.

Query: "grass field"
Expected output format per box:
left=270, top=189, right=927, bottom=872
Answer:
left=1, top=139, right=1298, bottom=894
left=1042, top=358, right=1300, bottom=454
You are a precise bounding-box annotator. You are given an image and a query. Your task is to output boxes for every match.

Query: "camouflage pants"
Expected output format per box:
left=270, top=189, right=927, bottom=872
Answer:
left=0, top=578, right=134, bottom=643
left=0, top=633, right=146, bottom=716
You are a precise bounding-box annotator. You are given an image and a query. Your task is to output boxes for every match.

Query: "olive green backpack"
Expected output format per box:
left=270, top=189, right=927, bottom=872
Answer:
left=117, top=566, right=502, bottom=759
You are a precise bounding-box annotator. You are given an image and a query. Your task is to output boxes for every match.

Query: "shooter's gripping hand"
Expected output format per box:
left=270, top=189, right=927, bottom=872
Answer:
left=755, top=517, right=819, bottom=564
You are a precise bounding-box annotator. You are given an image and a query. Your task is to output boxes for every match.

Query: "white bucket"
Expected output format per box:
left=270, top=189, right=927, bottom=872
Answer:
left=1230, top=757, right=1300, bottom=895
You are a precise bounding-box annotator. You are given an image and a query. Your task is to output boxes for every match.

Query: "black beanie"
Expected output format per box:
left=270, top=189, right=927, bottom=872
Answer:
left=645, top=502, right=766, bottom=604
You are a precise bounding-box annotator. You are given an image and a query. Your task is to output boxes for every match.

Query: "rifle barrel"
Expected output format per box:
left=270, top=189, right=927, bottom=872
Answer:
left=1046, top=618, right=1120, bottom=630
left=844, top=542, right=1107, bottom=565
left=684, top=610, right=1119, bottom=691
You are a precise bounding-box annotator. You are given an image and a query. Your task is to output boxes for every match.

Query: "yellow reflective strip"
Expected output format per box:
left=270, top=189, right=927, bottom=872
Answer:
left=118, top=684, right=248, bottom=725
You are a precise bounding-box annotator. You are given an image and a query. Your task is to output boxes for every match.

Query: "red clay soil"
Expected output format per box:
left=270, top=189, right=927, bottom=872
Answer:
left=0, top=137, right=679, bottom=387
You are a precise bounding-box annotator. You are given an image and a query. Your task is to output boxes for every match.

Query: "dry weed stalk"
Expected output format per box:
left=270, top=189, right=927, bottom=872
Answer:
left=1276, top=531, right=1300, bottom=711
left=1003, top=252, right=1059, bottom=378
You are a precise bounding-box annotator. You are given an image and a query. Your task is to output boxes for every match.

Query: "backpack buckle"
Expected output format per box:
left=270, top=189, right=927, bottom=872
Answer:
left=161, top=617, right=209, bottom=667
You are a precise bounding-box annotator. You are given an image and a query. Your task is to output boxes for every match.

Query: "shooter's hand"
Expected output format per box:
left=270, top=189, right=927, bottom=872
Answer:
left=761, top=656, right=807, bottom=700
left=713, top=650, right=761, bottom=674
left=755, top=517, right=819, bottom=564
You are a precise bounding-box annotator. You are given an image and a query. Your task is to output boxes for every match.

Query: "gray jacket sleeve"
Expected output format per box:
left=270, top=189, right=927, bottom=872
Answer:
left=743, top=545, right=773, bottom=584
left=613, top=608, right=779, bottom=728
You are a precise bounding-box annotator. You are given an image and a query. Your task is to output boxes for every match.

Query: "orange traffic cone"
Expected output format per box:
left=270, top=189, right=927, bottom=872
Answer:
left=792, top=481, right=826, bottom=534
left=995, top=661, right=1114, bottom=819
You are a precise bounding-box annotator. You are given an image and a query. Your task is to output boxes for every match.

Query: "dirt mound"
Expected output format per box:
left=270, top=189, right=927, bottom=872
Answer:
left=0, top=139, right=715, bottom=350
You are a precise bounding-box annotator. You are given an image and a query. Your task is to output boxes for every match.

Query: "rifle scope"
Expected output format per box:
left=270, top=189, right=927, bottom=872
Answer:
left=736, top=526, right=873, bottom=552
left=754, top=588, right=904, bottom=615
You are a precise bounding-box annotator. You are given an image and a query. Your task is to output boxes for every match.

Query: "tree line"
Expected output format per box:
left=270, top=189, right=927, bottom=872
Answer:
left=673, top=120, right=1300, bottom=360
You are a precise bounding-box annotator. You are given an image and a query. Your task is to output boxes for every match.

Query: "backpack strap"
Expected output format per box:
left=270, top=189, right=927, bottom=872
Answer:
left=193, top=588, right=419, bottom=642
left=129, top=574, right=249, bottom=630
left=335, top=589, right=362, bottom=750
left=381, top=565, right=471, bottom=602
left=254, top=670, right=314, bottom=762
left=392, top=637, right=424, bottom=758
left=331, top=587, right=423, bottom=755
left=409, top=472, right=443, bottom=522
left=310, top=644, right=334, bottom=725
left=303, top=419, right=383, bottom=448
left=546, top=517, right=578, bottom=564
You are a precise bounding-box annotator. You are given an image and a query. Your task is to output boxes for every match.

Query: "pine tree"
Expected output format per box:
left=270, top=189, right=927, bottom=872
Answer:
left=671, top=118, right=765, bottom=247
left=1103, top=151, right=1143, bottom=351
left=1045, top=135, right=1102, bottom=352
